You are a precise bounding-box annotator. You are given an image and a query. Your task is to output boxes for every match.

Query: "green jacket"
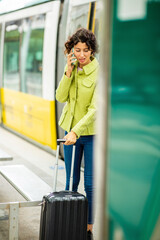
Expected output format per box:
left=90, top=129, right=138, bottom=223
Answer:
left=56, top=57, right=99, bottom=138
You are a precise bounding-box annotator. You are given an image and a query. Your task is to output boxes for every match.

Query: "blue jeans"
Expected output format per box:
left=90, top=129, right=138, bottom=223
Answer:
left=63, top=134, right=94, bottom=224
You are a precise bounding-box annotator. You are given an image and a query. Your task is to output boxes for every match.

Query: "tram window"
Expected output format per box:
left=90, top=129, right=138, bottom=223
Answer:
left=21, top=15, right=45, bottom=97
left=3, top=21, right=21, bottom=91
left=67, top=3, right=90, bottom=37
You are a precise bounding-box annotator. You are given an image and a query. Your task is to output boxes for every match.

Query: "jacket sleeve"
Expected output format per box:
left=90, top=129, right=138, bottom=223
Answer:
left=56, top=66, right=74, bottom=103
left=72, top=87, right=97, bottom=138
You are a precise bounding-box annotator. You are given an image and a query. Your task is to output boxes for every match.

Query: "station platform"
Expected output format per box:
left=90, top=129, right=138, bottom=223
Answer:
left=0, top=126, right=85, bottom=239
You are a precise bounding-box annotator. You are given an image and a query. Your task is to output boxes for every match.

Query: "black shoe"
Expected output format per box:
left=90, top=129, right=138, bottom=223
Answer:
left=87, top=230, right=93, bottom=240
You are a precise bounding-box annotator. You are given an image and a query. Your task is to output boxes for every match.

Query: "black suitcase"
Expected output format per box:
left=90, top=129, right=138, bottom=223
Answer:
left=39, top=139, right=88, bottom=240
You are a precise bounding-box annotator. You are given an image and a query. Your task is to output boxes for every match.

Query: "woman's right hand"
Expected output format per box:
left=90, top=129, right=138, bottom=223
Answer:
left=63, top=131, right=77, bottom=145
left=66, top=52, right=76, bottom=78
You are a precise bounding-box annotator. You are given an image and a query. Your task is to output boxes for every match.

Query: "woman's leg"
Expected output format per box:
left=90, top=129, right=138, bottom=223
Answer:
left=63, top=144, right=73, bottom=190
left=63, top=138, right=83, bottom=191
left=82, top=135, right=94, bottom=229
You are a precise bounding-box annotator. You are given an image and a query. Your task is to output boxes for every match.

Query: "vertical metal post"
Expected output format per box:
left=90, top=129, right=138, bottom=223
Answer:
left=94, top=0, right=113, bottom=239
left=9, top=202, right=19, bottom=240
left=53, top=144, right=60, bottom=192
left=69, top=145, right=75, bottom=191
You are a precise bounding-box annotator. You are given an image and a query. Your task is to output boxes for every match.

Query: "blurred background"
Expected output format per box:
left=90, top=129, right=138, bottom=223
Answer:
left=0, top=0, right=159, bottom=239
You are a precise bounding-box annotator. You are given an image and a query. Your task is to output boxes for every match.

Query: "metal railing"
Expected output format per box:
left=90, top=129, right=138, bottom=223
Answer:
left=0, top=200, right=41, bottom=240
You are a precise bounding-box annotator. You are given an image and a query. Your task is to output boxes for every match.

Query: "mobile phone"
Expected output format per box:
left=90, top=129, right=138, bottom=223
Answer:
left=71, top=48, right=76, bottom=65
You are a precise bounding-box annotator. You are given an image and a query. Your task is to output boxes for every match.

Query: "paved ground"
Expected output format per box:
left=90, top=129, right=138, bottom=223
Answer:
left=0, top=127, right=85, bottom=240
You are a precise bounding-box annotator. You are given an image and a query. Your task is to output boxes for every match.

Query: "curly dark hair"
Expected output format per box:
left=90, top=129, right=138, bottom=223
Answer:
left=64, top=28, right=98, bottom=55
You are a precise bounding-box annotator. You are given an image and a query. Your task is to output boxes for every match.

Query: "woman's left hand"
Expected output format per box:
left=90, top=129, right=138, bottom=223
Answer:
left=64, top=131, right=77, bottom=145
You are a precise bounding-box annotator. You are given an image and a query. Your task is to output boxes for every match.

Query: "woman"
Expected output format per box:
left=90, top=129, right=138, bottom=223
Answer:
left=56, top=28, right=99, bottom=240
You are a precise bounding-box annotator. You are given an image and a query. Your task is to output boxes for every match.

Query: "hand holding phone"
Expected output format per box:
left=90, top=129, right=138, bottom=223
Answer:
left=71, top=48, right=77, bottom=65
left=66, top=48, right=77, bottom=78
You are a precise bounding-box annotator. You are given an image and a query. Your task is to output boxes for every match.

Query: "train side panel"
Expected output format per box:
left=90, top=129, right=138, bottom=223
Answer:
left=1, top=88, right=57, bottom=149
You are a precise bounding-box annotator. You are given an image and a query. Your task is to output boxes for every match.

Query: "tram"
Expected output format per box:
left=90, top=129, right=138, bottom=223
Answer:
left=0, top=0, right=101, bottom=152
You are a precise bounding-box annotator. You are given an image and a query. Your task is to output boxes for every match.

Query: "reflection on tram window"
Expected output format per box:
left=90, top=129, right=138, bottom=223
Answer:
left=21, top=15, right=45, bottom=97
left=3, top=21, right=21, bottom=91
left=67, top=3, right=90, bottom=36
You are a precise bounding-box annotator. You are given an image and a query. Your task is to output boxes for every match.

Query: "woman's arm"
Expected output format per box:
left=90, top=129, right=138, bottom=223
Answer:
left=56, top=73, right=73, bottom=102
left=56, top=52, right=75, bottom=103
left=64, top=89, right=97, bottom=145
left=72, top=88, right=97, bottom=138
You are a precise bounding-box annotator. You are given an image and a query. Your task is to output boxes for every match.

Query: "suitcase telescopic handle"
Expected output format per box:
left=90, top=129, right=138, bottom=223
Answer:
left=57, top=139, right=76, bottom=145
left=57, top=139, right=66, bottom=145
left=53, top=139, right=76, bottom=191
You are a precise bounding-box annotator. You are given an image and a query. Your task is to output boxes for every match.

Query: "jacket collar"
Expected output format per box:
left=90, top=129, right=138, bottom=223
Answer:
left=76, top=57, right=99, bottom=75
